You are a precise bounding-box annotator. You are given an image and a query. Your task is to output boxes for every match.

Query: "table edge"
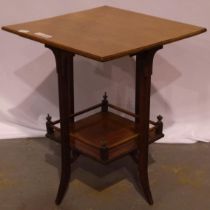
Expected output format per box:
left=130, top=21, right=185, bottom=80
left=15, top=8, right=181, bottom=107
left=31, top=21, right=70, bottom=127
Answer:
left=2, top=26, right=207, bottom=62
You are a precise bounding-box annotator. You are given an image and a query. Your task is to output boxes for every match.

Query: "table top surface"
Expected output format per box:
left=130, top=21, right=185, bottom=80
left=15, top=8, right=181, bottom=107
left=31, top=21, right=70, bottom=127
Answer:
left=2, top=6, right=206, bottom=61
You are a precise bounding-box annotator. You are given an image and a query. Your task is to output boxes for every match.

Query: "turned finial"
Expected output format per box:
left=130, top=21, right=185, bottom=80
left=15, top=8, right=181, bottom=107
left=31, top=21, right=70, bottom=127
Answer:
left=103, top=92, right=108, bottom=101
left=46, top=114, right=54, bottom=136
left=157, top=115, right=163, bottom=122
left=46, top=114, right=52, bottom=123
left=102, top=92, right=108, bottom=112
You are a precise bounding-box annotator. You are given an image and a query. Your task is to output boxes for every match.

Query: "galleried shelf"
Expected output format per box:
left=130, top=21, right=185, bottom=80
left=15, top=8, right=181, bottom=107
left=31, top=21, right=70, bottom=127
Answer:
left=2, top=5, right=206, bottom=206
left=46, top=94, right=164, bottom=163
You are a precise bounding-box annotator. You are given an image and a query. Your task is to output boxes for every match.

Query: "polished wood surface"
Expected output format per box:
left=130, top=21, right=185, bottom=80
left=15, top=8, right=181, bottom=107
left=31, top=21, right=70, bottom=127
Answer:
left=2, top=6, right=206, bottom=61
left=47, top=47, right=74, bottom=205
left=72, top=112, right=138, bottom=149
left=48, top=111, right=163, bottom=163
left=135, top=47, right=162, bottom=204
left=3, top=5, right=206, bottom=206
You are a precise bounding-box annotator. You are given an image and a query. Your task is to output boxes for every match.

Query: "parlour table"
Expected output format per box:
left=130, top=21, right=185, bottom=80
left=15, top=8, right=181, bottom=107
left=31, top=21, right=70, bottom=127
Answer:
left=2, top=6, right=206, bottom=205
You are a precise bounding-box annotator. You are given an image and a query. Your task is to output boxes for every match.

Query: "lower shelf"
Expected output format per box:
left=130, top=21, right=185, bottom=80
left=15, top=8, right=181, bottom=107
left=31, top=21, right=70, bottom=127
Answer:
left=47, top=111, right=164, bottom=163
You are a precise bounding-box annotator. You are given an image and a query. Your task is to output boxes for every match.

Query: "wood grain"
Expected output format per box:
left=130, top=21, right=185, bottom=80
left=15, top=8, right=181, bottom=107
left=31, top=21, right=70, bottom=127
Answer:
left=2, top=6, right=206, bottom=61
left=71, top=112, right=138, bottom=149
left=50, top=111, right=163, bottom=163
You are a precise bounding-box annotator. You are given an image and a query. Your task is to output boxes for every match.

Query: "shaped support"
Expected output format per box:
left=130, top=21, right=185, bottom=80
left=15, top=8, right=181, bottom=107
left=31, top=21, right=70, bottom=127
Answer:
left=135, top=46, right=163, bottom=205
left=46, top=45, right=74, bottom=205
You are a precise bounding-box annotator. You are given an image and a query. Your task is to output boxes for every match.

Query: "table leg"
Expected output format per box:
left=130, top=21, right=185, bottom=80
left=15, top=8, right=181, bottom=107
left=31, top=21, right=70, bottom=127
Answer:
left=135, top=46, right=162, bottom=205
left=47, top=46, right=74, bottom=205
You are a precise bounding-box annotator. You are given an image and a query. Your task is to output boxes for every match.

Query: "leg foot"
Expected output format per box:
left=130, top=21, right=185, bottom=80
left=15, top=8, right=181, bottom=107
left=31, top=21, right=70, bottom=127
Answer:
left=138, top=150, right=153, bottom=205
left=55, top=164, right=71, bottom=205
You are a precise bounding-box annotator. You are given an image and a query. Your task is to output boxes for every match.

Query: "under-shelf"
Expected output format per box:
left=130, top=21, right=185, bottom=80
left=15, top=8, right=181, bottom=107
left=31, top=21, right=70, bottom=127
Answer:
left=46, top=110, right=163, bottom=163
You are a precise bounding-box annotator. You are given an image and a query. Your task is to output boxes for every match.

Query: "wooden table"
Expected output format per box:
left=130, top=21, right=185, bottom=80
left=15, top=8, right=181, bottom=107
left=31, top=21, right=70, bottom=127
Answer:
left=2, top=6, right=206, bottom=205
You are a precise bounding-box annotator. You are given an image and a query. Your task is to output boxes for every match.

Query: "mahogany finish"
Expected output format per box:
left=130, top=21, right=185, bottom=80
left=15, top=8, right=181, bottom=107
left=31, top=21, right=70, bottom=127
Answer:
left=2, top=6, right=206, bottom=61
left=2, top=5, right=206, bottom=206
left=45, top=47, right=164, bottom=204
left=46, top=46, right=75, bottom=205
left=47, top=111, right=163, bottom=163
left=135, top=46, right=162, bottom=204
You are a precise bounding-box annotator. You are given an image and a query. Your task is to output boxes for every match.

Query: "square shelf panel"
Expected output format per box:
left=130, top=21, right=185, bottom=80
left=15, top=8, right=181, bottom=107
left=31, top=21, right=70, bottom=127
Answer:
left=50, top=111, right=163, bottom=163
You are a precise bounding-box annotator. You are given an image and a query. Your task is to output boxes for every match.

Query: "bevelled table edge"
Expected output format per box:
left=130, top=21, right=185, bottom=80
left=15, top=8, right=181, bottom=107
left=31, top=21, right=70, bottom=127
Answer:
left=1, top=24, right=206, bottom=62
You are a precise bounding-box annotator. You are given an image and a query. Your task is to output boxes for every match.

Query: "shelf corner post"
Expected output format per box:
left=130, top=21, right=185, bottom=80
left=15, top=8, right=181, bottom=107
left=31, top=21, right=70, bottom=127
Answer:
left=46, top=114, right=54, bottom=137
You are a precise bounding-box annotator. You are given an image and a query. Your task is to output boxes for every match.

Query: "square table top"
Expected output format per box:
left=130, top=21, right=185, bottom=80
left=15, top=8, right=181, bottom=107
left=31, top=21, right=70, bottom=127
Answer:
left=2, top=6, right=206, bottom=61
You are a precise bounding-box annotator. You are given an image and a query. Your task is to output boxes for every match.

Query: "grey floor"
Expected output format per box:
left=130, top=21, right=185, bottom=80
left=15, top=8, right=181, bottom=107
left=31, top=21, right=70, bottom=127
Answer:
left=0, top=138, right=209, bottom=210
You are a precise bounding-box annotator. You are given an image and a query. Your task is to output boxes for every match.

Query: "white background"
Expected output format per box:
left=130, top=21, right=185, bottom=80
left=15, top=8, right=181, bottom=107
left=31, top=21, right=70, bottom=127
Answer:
left=0, top=0, right=209, bottom=143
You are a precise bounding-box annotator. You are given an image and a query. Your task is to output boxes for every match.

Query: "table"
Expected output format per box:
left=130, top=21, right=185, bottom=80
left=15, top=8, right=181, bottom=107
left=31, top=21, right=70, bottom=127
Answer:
left=2, top=6, right=206, bottom=205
